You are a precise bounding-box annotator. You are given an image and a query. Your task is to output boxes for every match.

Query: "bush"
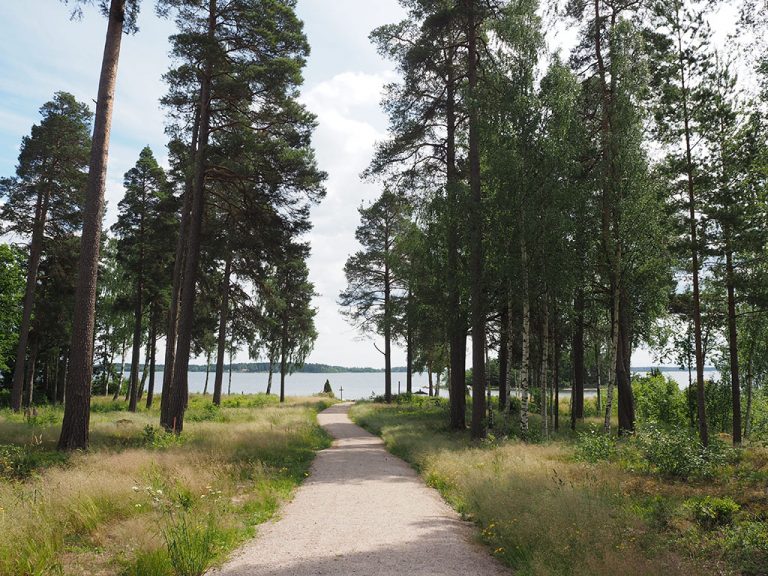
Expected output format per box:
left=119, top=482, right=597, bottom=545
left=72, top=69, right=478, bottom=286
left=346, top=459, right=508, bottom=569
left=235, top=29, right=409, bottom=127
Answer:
left=142, top=426, right=184, bottom=449
left=725, top=521, right=768, bottom=575
left=685, top=496, right=740, bottom=529
left=634, top=423, right=732, bottom=479
left=0, top=444, right=31, bottom=479
left=321, top=379, right=335, bottom=398
left=575, top=428, right=616, bottom=463
left=186, top=403, right=221, bottom=422
left=633, top=374, right=687, bottom=426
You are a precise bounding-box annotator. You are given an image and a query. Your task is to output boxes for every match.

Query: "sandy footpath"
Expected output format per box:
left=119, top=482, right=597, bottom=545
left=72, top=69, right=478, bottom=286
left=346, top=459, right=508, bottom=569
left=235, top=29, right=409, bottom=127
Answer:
left=211, top=402, right=511, bottom=576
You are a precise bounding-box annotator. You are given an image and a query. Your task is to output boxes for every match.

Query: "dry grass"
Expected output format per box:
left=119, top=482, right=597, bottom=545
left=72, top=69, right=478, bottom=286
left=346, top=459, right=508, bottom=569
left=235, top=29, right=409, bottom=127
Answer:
left=0, top=395, right=333, bottom=576
left=351, top=401, right=736, bottom=576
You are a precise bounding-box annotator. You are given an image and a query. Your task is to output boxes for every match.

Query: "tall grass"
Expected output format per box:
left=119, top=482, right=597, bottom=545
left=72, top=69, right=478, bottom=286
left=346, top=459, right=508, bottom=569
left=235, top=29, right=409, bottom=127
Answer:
left=0, top=395, right=333, bottom=575
left=351, top=402, right=731, bottom=576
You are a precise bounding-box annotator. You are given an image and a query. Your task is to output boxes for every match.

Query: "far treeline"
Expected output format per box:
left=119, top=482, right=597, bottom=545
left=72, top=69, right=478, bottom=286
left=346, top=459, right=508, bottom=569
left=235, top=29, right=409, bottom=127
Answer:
left=0, top=0, right=326, bottom=449
left=339, top=0, right=768, bottom=446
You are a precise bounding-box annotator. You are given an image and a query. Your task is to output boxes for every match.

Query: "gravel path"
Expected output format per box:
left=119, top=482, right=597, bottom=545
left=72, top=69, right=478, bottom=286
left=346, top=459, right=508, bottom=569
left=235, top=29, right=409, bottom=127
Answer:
left=212, top=402, right=510, bottom=576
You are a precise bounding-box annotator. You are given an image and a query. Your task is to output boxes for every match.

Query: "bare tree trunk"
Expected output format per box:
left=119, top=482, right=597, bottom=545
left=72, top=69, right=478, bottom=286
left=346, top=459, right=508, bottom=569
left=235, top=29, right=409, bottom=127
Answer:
left=541, top=292, right=549, bottom=440
left=724, top=226, right=741, bottom=444
left=113, top=340, right=127, bottom=401
left=520, top=231, right=531, bottom=438
left=446, top=50, right=466, bottom=430
left=554, top=320, right=560, bottom=432
left=499, top=304, right=509, bottom=412
left=128, top=274, right=143, bottom=412
left=406, top=306, right=413, bottom=394
left=11, top=189, right=50, bottom=412
left=160, top=101, right=200, bottom=419
left=145, top=315, right=157, bottom=409
left=466, top=0, right=486, bottom=440
left=26, top=337, right=39, bottom=407
left=435, top=371, right=441, bottom=397
left=384, top=248, right=392, bottom=403
left=202, top=350, right=212, bottom=395
left=595, top=341, right=602, bottom=414
left=227, top=349, right=233, bottom=396
left=59, top=0, right=127, bottom=451
left=280, top=314, right=288, bottom=403
left=428, top=366, right=433, bottom=397
left=213, top=255, right=231, bottom=406
left=571, top=288, right=585, bottom=428
left=138, top=339, right=150, bottom=401
left=617, top=286, right=635, bottom=433
left=604, top=278, right=620, bottom=433
left=162, top=0, right=217, bottom=434
left=673, top=5, right=708, bottom=446
left=744, top=343, right=753, bottom=438
left=267, top=351, right=275, bottom=395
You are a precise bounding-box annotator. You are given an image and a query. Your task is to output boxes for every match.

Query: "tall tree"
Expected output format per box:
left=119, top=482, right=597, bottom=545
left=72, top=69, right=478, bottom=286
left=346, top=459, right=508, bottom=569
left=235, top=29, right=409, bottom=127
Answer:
left=59, top=0, right=140, bottom=450
left=0, top=92, right=91, bottom=412
left=111, top=146, right=173, bottom=412
left=340, top=190, right=411, bottom=402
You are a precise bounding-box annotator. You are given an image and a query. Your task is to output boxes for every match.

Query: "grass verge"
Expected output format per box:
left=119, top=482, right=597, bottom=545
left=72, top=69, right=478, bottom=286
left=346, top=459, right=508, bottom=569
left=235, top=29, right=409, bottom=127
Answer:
left=0, top=394, right=334, bottom=576
left=350, top=400, right=767, bottom=576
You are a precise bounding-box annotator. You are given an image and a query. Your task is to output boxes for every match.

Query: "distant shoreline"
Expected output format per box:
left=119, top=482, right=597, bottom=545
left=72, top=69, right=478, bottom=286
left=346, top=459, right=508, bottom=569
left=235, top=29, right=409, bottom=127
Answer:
left=114, top=364, right=717, bottom=374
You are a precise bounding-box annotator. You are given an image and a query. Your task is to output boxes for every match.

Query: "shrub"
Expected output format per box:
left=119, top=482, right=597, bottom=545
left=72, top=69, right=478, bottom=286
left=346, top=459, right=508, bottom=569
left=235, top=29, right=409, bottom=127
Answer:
left=725, top=521, right=768, bottom=575
left=321, top=379, right=335, bottom=398
left=634, top=423, right=732, bottom=479
left=0, top=444, right=31, bottom=479
left=142, top=426, right=184, bottom=449
left=685, top=496, right=740, bottom=529
left=633, top=374, right=687, bottom=426
left=186, top=402, right=221, bottom=422
left=575, top=428, right=616, bottom=463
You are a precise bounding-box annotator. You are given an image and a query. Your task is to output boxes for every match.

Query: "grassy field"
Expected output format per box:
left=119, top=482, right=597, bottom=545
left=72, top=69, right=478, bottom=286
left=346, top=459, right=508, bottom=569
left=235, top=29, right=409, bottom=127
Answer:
left=351, top=398, right=768, bottom=576
left=0, top=394, right=335, bottom=576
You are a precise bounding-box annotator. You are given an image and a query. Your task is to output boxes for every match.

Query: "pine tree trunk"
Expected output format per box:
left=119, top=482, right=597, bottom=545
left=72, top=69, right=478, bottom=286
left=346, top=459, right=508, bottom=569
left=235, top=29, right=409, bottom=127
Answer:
left=227, top=350, right=233, bottom=396
left=617, top=286, right=635, bottom=433
left=138, top=339, right=150, bottom=401
left=162, top=0, right=217, bottom=434
left=160, top=102, right=200, bottom=420
left=384, top=246, right=392, bottom=403
left=435, top=371, right=441, bottom=397
left=446, top=52, right=466, bottom=430
left=724, top=226, right=741, bottom=445
left=541, top=293, right=549, bottom=439
left=554, top=321, right=560, bottom=432
left=11, top=189, right=50, bottom=412
left=128, top=275, right=143, bottom=412
left=406, top=308, right=413, bottom=394
left=59, top=0, right=126, bottom=451
left=466, top=0, right=486, bottom=440
left=146, top=315, right=157, bottom=409
left=280, top=314, right=288, bottom=403
left=428, top=367, right=433, bottom=397
left=674, top=6, right=708, bottom=446
left=213, top=255, right=232, bottom=406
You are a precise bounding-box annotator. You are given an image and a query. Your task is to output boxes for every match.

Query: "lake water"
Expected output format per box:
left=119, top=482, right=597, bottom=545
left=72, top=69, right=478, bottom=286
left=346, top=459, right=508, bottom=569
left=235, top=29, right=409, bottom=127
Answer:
left=153, top=371, right=445, bottom=400
left=151, top=368, right=716, bottom=401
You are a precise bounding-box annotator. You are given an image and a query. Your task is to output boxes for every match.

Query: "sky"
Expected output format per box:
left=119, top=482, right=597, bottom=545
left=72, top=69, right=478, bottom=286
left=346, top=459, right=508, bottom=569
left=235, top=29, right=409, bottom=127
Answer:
left=1, top=1, right=742, bottom=368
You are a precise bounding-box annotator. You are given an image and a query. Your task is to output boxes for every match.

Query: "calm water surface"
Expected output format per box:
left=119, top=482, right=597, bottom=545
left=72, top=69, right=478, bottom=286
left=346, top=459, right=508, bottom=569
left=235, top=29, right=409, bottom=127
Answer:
left=151, top=368, right=716, bottom=401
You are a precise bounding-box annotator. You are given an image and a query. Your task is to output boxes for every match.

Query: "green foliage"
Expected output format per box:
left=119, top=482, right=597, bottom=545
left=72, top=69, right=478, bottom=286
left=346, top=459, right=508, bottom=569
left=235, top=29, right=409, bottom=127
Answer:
left=142, top=425, right=185, bottom=449
left=0, top=443, right=67, bottom=480
left=684, top=496, right=740, bottom=529
left=0, top=244, right=25, bottom=373
left=185, top=403, right=222, bottom=423
left=575, top=428, right=617, bottom=463
left=725, top=521, right=768, bottom=575
left=633, top=374, right=687, bottom=426
left=122, top=549, right=173, bottom=576
left=162, top=513, right=233, bottom=576
left=634, top=423, right=732, bottom=479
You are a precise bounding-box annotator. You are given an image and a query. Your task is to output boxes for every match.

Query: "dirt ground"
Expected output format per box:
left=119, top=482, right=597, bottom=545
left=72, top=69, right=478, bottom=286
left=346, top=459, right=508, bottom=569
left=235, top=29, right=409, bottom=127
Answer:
left=211, top=402, right=511, bottom=576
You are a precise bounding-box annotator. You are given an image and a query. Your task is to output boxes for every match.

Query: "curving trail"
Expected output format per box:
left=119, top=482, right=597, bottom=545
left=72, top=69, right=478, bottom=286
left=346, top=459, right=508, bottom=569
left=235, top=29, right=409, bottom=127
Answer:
left=212, top=402, right=511, bottom=576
